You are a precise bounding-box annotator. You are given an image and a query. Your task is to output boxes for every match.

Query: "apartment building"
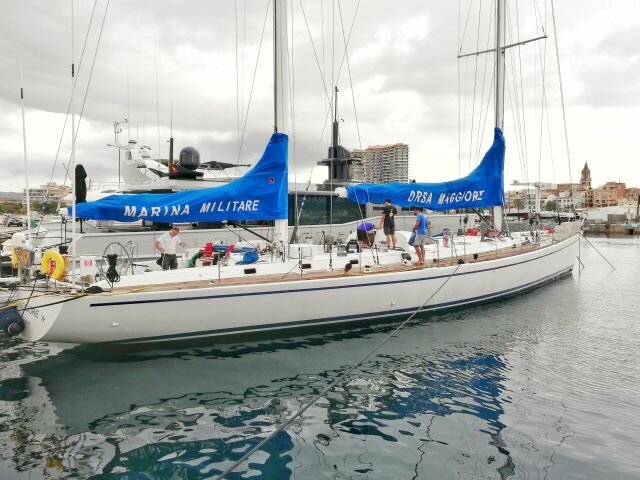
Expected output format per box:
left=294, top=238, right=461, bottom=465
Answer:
left=353, top=144, right=409, bottom=184
left=23, top=182, right=71, bottom=206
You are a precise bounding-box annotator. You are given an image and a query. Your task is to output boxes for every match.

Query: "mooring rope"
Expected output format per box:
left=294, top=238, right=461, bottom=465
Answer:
left=213, top=262, right=463, bottom=480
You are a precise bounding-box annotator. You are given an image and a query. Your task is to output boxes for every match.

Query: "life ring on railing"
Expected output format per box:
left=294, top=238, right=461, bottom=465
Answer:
left=40, top=251, right=66, bottom=281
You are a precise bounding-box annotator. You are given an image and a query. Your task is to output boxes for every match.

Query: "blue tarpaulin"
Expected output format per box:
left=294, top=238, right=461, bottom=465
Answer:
left=343, top=128, right=505, bottom=210
left=72, top=133, right=289, bottom=222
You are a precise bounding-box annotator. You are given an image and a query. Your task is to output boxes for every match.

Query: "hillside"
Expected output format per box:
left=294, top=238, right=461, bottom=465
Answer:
left=0, top=192, right=21, bottom=201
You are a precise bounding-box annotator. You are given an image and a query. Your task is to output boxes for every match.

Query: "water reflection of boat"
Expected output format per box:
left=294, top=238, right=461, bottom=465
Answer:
left=5, top=312, right=525, bottom=478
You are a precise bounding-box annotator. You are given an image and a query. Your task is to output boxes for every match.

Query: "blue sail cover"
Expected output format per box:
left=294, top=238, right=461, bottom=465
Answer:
left=72, top=133, right=288, bottom=222
left=344, top=128, right=505, bottom=210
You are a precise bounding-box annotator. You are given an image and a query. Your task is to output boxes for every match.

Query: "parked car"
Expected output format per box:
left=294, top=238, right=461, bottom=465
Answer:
left=4, top=218, right=22, bottom=227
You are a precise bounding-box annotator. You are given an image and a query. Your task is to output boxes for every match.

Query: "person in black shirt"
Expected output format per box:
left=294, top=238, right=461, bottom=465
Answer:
left=379, top=198, right=397, bottom=249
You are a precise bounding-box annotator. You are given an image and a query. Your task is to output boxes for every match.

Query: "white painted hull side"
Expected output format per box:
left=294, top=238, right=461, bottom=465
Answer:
left=20, top=235, right=579, bottom=345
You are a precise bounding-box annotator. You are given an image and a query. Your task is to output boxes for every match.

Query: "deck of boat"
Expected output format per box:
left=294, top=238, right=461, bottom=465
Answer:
left=111, top=242, right=541, bottom=294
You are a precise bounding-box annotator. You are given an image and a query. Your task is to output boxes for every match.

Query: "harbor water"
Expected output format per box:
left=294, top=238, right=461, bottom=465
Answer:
left=0, top=236, right=638, bottom=479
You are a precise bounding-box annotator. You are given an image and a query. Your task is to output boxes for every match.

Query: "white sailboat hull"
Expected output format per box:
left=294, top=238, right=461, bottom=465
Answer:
left=19, top=233, right=579, bottom=345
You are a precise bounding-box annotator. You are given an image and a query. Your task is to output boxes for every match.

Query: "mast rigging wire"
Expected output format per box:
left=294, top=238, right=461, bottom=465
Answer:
left=533, top=1, right=557, bottom=185
left=505, top=18, right=529, bottom=186
left=337, top=0, right=362, bottom=150
left=458, top=0, right=476, bottom=175
left=237, top=0, right=272, bottom=169
left=293, top=0, right=361, bottom=233
left=298, top=0, right=333, bottom=108
left=512, top=2, right=531, bottom=185
left=61, top=0, right=111, bottom=186
left=17, top=4, right=32, bottom=247
left=310, top=0, right=361, bottom=156
left=550, top=0, right=575, bottom=207
left=537, top=34, right=548, bottom=192
left=47, top=0, right=100, bottom=189
left=467, top=0, right=483, bottom=171
left=472, top=0, right=495, bottom=166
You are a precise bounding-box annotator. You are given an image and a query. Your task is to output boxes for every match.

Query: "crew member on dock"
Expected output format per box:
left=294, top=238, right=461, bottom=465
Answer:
left=155, top=226, right=187, bottom=270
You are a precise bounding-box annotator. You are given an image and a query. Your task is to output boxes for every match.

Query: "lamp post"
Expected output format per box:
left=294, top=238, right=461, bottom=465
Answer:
left=106, top=143, right=121, bottom=187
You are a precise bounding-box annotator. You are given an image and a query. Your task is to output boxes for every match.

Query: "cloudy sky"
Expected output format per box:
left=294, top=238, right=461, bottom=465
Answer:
left=1, top=0, right=639, bottom=194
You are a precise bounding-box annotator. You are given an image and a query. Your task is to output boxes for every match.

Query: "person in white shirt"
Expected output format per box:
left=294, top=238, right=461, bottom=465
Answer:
left=154, top=226, right=187, bottom=270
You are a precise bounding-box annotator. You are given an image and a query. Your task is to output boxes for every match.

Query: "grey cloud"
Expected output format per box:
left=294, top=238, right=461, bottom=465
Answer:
left=0, top=0, right=638, bottom=192
left=570, top=25, right=640, bottom=107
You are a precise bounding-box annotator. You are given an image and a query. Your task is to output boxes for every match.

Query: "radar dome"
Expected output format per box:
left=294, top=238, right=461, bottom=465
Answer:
left=179, top=146, right=200, bottom=170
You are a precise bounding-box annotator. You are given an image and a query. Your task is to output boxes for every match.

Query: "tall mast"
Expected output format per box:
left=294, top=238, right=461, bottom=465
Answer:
left=273, top=0, right=289, bottom=134
left=273, top=0, right=278, bottom=133
left=273, top=0, right=289, bottom=252
left=70, top=0, right=77, bottom=290
left=492, top=0, right=506, bottom=232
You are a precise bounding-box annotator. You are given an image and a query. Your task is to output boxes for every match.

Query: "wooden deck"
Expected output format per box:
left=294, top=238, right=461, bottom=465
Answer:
left=112, top=242, right=542, bottom=294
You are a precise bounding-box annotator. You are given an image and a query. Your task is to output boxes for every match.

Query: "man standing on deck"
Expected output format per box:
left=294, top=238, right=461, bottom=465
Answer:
left=155, top=226, right=187, bottom=270
left=412, top=206, right=429, bottom=265
left=379, top=198, right=397, bottom=250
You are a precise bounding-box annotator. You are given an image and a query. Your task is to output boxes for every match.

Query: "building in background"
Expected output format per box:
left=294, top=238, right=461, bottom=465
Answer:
left=23, top=182, right=71, bottom=207
left=353, top=143, right=409, bottom=184
left=507, top=162, right=638, bottom=213
left=578, top=163, right=627, bottom=208
left=580, top=162, right=592, bottom=188
left=505, top=190, right=538, bottom=211
left=625, top=187, right=640, bottom=204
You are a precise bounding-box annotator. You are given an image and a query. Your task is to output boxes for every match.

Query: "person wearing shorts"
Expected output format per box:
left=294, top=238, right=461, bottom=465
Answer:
left=412, top=206, right=429, bottom=265
left=356, top=221, right=376, bottom=247
left=379, top=198, right=397, bottom=249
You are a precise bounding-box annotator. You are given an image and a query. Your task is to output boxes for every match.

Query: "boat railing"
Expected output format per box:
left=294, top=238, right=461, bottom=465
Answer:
left=89, top=180, right=121, bottom=191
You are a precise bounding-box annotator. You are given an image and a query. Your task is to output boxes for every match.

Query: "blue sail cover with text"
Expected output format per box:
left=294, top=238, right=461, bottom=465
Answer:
left=344, top=128, right=505, bottom=210
left=72, top=133, right=288, bottom=222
